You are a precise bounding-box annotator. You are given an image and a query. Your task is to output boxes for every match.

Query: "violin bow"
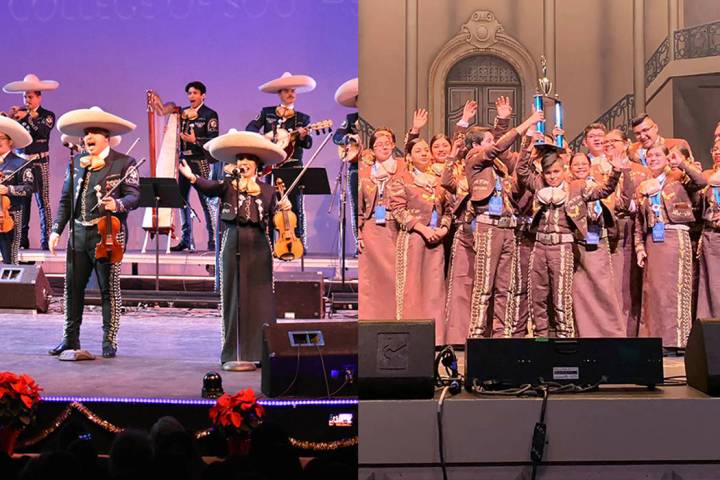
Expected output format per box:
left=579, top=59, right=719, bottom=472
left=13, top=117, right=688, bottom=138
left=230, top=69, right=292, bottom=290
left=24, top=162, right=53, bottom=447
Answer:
left=279, top=133, right=333, bottom=204
left=90, top=157, right=146, bottom=212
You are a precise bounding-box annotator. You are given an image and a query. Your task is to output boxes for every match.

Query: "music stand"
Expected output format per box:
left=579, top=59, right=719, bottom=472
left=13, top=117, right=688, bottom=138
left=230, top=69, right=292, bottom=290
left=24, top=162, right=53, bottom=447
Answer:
left=271, top=167, right=331, bottom=272
left=271, top=167, right=331, bottom=196
left=138, top=178, right=185, bottom=291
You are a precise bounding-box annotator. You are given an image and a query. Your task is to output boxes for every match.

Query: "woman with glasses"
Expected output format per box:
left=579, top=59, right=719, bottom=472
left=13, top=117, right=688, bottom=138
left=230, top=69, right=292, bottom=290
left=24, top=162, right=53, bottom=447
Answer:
left=566, top=149, right=633, bottom=337
left=604, top=129, right=650, bottom=337
left=358, top=128, right=407, bottom=320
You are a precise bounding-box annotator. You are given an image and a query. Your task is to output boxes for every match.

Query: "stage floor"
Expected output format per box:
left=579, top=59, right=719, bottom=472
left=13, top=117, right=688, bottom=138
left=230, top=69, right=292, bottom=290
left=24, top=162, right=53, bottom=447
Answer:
left=0, top=306, right=261, bottom=398
left=0, top=303, right=358, bottom=455
left=0, top=302, right=356, bottom=399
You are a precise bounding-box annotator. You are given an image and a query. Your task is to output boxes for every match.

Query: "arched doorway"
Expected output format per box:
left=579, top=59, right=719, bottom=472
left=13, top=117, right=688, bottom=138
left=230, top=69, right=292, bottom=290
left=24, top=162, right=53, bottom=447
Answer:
left=445, top=54, right=522, bottom=133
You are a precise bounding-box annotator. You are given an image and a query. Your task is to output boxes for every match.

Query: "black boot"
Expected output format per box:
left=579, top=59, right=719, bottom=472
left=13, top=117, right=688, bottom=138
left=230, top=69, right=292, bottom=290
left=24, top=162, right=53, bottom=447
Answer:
left=170, top=241, right=195, bottom=252
left=49, top=340, right=80, bottom=356
left=102, top=344, right=117, bottom=358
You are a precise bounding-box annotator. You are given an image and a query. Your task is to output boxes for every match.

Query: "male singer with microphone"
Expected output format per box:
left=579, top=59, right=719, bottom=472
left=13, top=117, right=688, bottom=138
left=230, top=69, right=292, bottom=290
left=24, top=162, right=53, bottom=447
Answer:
left=48, top=107, right=140, bottom=359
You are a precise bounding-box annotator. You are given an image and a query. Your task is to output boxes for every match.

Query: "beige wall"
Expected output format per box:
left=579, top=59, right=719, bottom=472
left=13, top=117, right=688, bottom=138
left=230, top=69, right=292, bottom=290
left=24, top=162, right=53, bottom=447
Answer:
left=645, top=0, right=669, bottom=59
left=359, top=0, right=717, bottom=144
left=360, top=0, right=642, bottom=144
left=646, top=78, right=674, bottom=136
left=683, top=0, right=720, bottom=28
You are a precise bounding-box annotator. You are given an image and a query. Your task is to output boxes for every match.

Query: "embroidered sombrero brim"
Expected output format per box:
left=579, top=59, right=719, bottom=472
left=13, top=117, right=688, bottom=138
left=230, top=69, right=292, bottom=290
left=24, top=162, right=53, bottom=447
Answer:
left=3, top=74, right=60, bottom=93
left=205, top=129, right=286, bottom=165
left=0, top=116, right=32, bottom=148
left=259, top=72, right=316, bottom=94
left=57, top=106, right=136, bottom=137
left=334, top=77, right=358, bottom=108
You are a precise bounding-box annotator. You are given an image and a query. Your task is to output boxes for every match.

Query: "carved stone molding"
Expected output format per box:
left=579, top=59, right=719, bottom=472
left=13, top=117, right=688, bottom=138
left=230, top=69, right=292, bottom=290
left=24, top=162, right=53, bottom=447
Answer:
left=461, top=10, right=503, bottom=49
left=428, top=10, right=538, bottom=134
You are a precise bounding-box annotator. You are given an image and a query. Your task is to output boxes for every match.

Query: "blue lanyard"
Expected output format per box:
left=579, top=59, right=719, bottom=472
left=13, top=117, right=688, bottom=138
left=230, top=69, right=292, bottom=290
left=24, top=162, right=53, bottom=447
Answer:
left=639, top=149, right=647, bottom=167
left=714, top=186, right=720, bottom=206
left=587, top=176, right=602, bottom=216
left=650, top=174, right=666, bottom=210
left=494, top=176, right=502, bottom=194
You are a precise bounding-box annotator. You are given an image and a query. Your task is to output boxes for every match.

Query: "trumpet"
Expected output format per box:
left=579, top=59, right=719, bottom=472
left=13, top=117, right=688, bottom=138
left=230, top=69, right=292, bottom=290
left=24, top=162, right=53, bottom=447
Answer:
left=0, top=106, right=27, bottom=120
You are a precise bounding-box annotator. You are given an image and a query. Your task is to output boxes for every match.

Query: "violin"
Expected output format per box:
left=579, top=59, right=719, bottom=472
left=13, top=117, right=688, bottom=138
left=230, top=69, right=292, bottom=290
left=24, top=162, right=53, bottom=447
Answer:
left=0, top=173, right=13, bottom=234
left=272, top=178, right=304, bottom=261
left=94, top=184, right=124, bottom=264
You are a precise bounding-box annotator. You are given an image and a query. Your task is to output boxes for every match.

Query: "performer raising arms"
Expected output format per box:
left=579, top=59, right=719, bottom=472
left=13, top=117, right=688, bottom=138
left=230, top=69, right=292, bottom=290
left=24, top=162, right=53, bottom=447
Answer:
left=170, top=81, right=219, bottom=252
left=516, top=141, right=622, bottom=338
left=246, top=72, right=316, bottom=245
left=177, top=130, right=291, bottom=370
left=3, top=74, right=59, bottom=250
left=48, top=107, right=140, bottom=358
left=0, top=117, right=34, bottom=264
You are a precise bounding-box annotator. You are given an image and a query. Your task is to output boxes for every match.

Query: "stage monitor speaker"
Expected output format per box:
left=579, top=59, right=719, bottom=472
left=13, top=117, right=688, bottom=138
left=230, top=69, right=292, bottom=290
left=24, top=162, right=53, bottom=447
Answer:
left=358, top=319, right=435, bottom=399
left=465, top=338, right=664, bottom=391
left=0, top=264, right=50, bottom=313
left=262, top=320, right=357, bottom=397
left=274, top=271, right=324, bottom=319
left=685, top=318, right=720, bottom=396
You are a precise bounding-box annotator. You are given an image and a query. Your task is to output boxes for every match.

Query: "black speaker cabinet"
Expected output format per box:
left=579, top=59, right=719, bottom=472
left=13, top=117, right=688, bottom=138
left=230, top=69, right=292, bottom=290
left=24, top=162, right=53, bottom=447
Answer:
left=358, top=319, right=435, bottom=399
left=274, top=271, right=324, bottom=319
left=0, top=264, right=50, bottom=312
left=685, top=319, right=720, bottom=396
left=262, top=320, right=357, bottom=397
left=466, top=337, right=664, bottom=390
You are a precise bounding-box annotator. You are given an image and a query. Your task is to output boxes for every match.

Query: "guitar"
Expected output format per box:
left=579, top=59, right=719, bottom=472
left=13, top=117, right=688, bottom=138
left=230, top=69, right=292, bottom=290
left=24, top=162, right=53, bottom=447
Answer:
left=262, top=119, right=333, bottom=175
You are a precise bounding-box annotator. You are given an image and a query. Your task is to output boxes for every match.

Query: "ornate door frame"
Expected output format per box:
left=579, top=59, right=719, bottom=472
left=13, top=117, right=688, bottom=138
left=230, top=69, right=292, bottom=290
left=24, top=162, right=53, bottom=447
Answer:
left=428, top=10, right=538, bottom=135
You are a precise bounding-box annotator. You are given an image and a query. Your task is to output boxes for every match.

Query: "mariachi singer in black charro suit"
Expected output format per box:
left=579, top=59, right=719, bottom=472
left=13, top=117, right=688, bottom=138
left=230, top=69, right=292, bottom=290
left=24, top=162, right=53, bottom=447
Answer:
left=48, top=107, right=140, bottom=359
left=2, top=73, right=61, bottom=251
left=171, top=80, right=220, bottom=252
left=179, top=130, right=291, bottom=371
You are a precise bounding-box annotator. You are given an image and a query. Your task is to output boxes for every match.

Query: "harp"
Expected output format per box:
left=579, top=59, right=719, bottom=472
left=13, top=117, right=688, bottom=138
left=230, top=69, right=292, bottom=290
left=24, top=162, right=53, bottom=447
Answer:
left=141, top=90, right=180, bottom=253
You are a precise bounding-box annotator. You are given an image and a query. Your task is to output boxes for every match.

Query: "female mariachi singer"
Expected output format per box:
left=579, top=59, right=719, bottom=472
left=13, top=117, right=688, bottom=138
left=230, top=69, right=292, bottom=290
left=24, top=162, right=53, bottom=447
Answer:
left=178, top=130, right=291, bottom=371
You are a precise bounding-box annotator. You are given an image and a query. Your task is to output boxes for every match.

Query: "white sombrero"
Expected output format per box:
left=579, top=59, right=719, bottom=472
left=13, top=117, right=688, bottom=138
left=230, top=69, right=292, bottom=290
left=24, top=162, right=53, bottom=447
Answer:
left=57, top=106, right=136, bottom=137
left=3, top=74, right=60, bottom=93
left=61, top=133, right=122, bottom=149
left=334, top=77, right=358, bottom=108
left=0, top=116, right=32, bottom=148
left=258, top=72, right=316, bottom=94
left=204, top=129, right=286, bottom=165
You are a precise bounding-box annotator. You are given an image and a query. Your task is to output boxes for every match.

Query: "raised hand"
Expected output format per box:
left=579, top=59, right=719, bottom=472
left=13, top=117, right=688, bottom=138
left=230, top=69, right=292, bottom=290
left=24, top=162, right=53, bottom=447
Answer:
left=495, top=96, right=513, bottom=119
left=411, top=109, right=429, bottom=133
left=462, top=100, right=478, bottom=124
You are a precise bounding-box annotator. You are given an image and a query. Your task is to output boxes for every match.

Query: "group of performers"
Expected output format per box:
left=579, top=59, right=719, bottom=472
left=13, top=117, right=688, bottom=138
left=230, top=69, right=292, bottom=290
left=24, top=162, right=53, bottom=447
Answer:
left=0, top=72, right=359, bottom=368
left=358, top=98, right=720, bottom=353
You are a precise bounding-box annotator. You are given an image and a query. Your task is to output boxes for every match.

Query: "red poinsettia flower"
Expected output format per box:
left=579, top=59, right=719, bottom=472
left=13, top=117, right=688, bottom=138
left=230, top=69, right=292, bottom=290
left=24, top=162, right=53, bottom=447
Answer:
left=0, top=372, right=42, bottom=428
left=209, top=388, right=263, bottom=436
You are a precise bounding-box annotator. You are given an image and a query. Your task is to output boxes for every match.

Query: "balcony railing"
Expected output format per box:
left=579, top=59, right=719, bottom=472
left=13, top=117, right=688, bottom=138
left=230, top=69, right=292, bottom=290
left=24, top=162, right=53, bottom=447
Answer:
left=645, top=20, right=720, bottom=86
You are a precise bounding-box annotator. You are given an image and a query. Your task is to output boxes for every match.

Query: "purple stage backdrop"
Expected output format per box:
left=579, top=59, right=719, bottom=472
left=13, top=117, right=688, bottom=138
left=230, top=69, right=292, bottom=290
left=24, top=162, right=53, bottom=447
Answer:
left=1, top=0, right=358, bottom=254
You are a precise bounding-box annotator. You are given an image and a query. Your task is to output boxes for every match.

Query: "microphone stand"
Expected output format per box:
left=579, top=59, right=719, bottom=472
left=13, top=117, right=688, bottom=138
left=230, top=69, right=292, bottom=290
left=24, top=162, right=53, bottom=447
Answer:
left=66, top=144, right=77, bottom=340
left=327, top=147, right=349, bottom=285
left=223, top=166, right=249, bottom=371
